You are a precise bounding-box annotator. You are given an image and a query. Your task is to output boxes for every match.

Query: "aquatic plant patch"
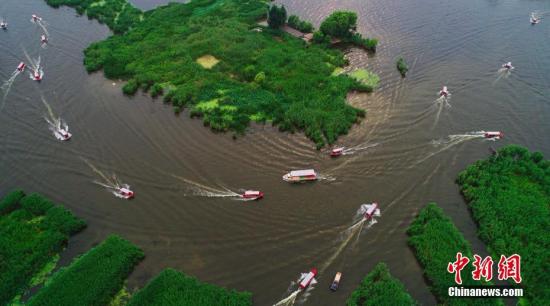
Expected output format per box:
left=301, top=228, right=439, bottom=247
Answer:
left=0, top=191, right=86, bottom=304
left=127, top=268, right=252, bottom=306
left=457, top=145, right=550, bottom=304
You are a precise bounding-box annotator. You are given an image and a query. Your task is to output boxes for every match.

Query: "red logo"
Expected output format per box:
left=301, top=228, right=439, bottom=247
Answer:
left=448, top=253, right=521, bottom=284
left=472, top=255, right=493, bottom=281
left=447, top=252, right=470, bottom=284
left=498, top=254, right=522, bottom=284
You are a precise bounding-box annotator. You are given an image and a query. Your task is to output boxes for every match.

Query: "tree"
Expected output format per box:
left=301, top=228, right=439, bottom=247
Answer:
left=320, top=11, right=357, bottom=38
left=267, top=5, right=287, bottom=29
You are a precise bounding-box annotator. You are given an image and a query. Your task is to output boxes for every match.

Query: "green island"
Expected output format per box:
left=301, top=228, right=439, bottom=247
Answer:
left=408, top=203, right=502, bottom=306
left=457, top=145, right=550, bottom=304
left=396, top=57, right=408, bottom=77
left=0, top=190, right=86, bottom=305
left=127, top=268, right=252, bottom=306
left=42, top=0, right=379, bottom=148
left=346, top=262, right=417, bottom=306
left=27, top=235, right=144, bottom=306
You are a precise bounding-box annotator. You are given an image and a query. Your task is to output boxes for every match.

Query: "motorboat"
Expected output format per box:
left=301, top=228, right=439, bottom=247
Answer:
left=439, top=86, right=449, bottom=98
left=241, top=190, right=264, bottom=200
left=330, top=147, right=344, bottom=157
left=41, top=34, right=48, bottom=44
left=0, top=21, right=7, bottom=30
left=33, top=69, right=42, bottom=81
left=298, top=268, right=318, bottom=290
left=283, top=169, right=317, bottom=182
left=329, top=272, right=342, bottom=291
left=17, top=62, right=26, bottom=72
left=115, top=186, right=134, bottom=199
left=360, top=202, right=381, bottom=221
left=53, top=124, right=71, bottom=141
left=530, top=16, right=540, bottom=24
left=32, top=14, right=42, bottom=22
left=502, top=62, right=514, bottom=70
left=484, top=131, right=503, bottom=139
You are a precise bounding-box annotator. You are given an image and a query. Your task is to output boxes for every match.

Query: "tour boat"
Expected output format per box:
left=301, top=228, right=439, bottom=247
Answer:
left=32, top=14, right=42, bottom=22
left=439, top=86, right=449, bottom=97
left=484, top=131, right=503, bottom=139
left=241, top=190, right=264, bottom=200
left=502, top=62, right=514, bottom=70
left=530, top=17, right=540, bottom=24
left=17, top=62, right=26, bottom=72
left=0, top=21, right=7, bottom=30
left=299, top=268, right=318, bottom=290
left=330, top=272, right=342, bottom=291
left=283, top=169, right=317, bottom=182
left=54, top=125, right=71, bottom=141
left=41, top=34, right=47, bottom=44
left=330, top=147, right=344, bottom=157
left=115, top=187, right=134, bottom=199
left=361, top=202, right=381, bottom=221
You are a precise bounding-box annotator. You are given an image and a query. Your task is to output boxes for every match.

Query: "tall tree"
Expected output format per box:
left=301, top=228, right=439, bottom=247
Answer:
left=320, top=11, right=357, bottom=38
left=267, top=5, right=287, bottom=29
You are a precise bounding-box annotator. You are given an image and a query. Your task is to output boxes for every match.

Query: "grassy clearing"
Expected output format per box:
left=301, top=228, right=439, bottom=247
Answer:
left=196, top=55, right=220, bottom=69
left=0, top=191, right=86, bottom=305
left=348, top=69, right=379, bottom=92
left=457, top=145, right=550, bottom=304
left=127, top=268, right=252, bottom=306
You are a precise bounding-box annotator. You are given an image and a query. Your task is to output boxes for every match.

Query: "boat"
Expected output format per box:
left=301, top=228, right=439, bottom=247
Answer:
left=438, top=86, right=449, bottom=97
left=330, top=147, right=344, bottom=157
left=33, top=69, right=42, bottom=81
left=502, top=62, right=514, bottom=70
left=54, top=125, right=71, bottom=141
left=0, top=21, right=7, bottom=30
left=298, top=268, right=318, bottom=290
left=484, top=131, right=503, bottom=139
left=241, top=190, right=264, bottom=200
left=115, top=186, right=134, bottom=199
left=17, top=62, right=26, bottom=72
left=31, top=14, right=42, bottom=22
left=283, top=169, right=317, bottom=182
left=41, top=34, right=47, bottom=43
left=329, top=272, right=342, bottom=291
left=361, top=202, right=381, bottom=220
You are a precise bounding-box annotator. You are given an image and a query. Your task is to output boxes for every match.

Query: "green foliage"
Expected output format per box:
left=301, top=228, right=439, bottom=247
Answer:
left=407, top=203, right=502, bottom=306
left=320, top=11, right=357, bottom=38
left=396, top=57, right=408, bottom=77
left=0, top=189, right=25, bottom=215
left=0, top=192, right=86, bottom=305
left=45, top=0, right=142, bottom=34
left=346, top=262, right=417, bottom=306
left=267, top=4, right=287, bottom=29
left=347, top=33, right=378, bottom=52
left=127, top=268, right=252, bottom=306
left=312, top=31, right=330, bottom=45
left=348, top=69, right=379, bottom=92
left=57, top=0, right=376, bottom=147
left=28, top=235, right=144, bottom=306
left=150, top=83, right=164, bottom=98
left=457, top=145, right=550, bottom=304
left=287, top=15, right=314, bottom=33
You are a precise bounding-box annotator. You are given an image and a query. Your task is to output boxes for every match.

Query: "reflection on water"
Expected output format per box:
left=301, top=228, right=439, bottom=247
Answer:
left=1, top=0, right=550, bottom=304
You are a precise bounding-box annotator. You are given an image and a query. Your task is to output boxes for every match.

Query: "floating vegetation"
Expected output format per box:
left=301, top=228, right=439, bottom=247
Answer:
left=396, top=57, right=408, bottom=77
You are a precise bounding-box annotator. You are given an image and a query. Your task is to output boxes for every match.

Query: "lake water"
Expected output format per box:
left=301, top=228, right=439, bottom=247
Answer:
left=1, top=0, right=549, bottom=304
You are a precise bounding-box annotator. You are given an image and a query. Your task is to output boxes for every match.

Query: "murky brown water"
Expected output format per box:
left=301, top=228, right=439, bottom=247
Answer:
left=1, top=0, right=549, bottom=305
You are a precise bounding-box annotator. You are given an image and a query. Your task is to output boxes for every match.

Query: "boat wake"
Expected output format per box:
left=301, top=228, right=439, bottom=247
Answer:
left=317, top=174, right=336, bottom=182
left=31, top=17, right=49, bottom=37
left=170, top=174, right=241, bottom=198
left=23, top=50, right=44, bottom=81
left=412, top=131, right=486, bottom=167
left=0, top=69, right=23, bottom=112
left=342, top=142, right=379, bottom=155
left=494, top=68, right=512, bottom=85
left=432, top=95, right=451, bottom=129
left=82, top=158, right=131, bottom=198
left=273, top=289, right=300, bottom=306
left=42, top=97, right=70, bottom=140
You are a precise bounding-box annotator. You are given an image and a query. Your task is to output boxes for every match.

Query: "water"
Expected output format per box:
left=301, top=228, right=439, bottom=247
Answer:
left=1, top=0, right=550, bottom=305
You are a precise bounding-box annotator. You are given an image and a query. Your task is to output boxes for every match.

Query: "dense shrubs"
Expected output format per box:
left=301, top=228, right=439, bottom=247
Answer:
left=28, top=235, right=144, bottom=306
left=318, top=11, right=378, bottom=52
left=45, top=0, right=142, bottom=34
left=287, top=15, right=313, bottom=33
left=408, top=203, right=502, bottom=306
left=267, top=4, right=287, bottom=29
left=0, top=191, right=86, bottom=305
left=457, top=145, right=550, bottom=304
left=51, top=0, right=376, bottom=148
left=127, top=268, right=252, bottom=306
left=396, top=57, right=408, bottom=77
left=346, top=263, right=417, bottom=306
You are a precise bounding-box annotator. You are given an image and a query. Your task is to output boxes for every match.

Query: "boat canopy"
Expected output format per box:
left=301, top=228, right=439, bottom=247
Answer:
left=244, top=190, right=260, bottom=196
left=290, top=169, right=316, bottom=177
left=332, top=147, right=344, bottom=153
